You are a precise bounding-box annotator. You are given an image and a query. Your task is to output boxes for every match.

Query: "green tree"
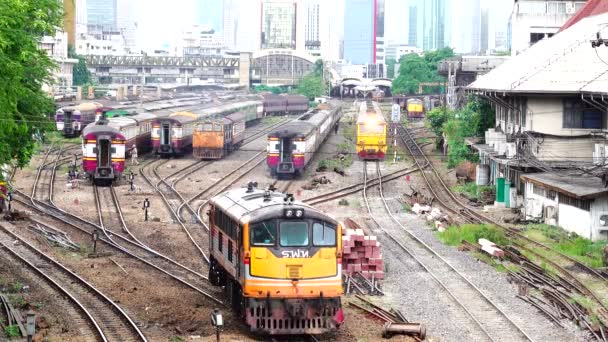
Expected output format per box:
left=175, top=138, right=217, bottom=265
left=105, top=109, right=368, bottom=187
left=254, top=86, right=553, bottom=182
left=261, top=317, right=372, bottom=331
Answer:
left=386, top=57, right=396, bottom=79
left=313, top=59, right=324, bottom=77
left=392, top=47, right=455, bottom=95
left=437, top=96, right=495, bottom=167
left=68, top=45, right=91, bottom=86
left=0, top=0, right=62, bottom=171
left=296, top=74, right=326, bottom=100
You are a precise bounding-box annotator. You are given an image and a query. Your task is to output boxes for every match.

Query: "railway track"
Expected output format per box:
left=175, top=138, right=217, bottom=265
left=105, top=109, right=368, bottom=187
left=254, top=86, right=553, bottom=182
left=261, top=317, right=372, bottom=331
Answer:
left=92, top=184, right=222, bottom=304
left=0, top=224, right=147, bottom=342
left=362, top=161, right=534, bottom=342
left=397, top=123, right=608, bottom=325
left=302, top=167, right=419, bottom=206
left=10, top=153, right=224, bottom=307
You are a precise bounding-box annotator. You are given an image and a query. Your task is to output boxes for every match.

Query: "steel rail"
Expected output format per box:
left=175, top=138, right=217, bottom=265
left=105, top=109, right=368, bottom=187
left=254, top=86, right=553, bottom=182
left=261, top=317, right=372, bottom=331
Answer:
left=0, top=224, right=147, bottom=341
left=370, top=161, right=535, bottom=342
left=92, top=185, right=223, bottom=305
left=139, top=159, right=211, bottom=263
left=398, top=124, right=608, bottom=318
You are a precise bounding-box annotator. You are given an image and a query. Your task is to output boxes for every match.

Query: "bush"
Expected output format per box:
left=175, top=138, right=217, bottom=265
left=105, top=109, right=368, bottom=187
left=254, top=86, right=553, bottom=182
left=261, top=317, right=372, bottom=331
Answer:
left=5, top=325, right=19, bottom=338
left=438, top=224, right=509, bottom=247
left=453, top=183, right=493, bottom=200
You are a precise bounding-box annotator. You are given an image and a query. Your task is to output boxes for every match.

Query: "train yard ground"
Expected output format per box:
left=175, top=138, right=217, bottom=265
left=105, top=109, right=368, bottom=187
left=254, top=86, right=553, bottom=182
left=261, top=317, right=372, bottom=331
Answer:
left=2, top=100, right=603, bottom=341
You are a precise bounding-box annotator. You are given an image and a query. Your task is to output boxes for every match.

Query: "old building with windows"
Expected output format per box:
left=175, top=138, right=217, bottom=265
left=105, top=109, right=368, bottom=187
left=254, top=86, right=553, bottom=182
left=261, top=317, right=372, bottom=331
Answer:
left=466, top=2, right=608, bottom=240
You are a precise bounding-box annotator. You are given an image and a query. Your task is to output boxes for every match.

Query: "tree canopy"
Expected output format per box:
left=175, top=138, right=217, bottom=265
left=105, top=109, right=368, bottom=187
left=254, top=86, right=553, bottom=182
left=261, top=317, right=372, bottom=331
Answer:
left=392, top=47, right=454, bottom=95
left=386, top=58, right=397, bottom=79
left=428, top=96, right=495, bottom=167
left=296, top=73, right=326, bottom=100
left=68, top=45, right=91, bottom=86
left=0, top=0, right=62, bottom=171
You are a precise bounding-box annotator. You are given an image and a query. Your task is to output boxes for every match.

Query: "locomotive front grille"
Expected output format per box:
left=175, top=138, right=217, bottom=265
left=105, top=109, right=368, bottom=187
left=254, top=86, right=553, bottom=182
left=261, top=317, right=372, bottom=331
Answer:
left=287, top=265, right=301, bottom=279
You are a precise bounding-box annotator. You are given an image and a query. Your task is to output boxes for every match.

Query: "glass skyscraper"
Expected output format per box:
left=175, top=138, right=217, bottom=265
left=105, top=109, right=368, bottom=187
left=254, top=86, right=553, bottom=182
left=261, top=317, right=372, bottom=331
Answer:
left=261, top=1, right=297, bottom=50
left=343, top=0, right=385, bottom=65
left=87, top=0, right=117, bottom=31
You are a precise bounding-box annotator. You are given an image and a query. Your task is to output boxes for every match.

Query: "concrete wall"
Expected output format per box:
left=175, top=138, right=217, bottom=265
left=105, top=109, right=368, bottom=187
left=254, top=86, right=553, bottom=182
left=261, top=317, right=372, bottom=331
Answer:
left=526, top=96, right=599, bottom=136
left=559, top=202, right=592, bottom=239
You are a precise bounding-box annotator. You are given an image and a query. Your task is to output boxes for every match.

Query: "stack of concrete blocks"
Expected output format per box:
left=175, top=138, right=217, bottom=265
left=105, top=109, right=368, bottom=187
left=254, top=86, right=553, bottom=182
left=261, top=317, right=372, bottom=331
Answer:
left=342, top=228, right=384, bottom=280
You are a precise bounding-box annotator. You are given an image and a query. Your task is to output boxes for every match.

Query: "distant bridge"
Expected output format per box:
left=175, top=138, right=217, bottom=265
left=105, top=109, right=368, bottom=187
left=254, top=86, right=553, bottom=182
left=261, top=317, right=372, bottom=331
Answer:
left=85, top=50, right=319, bottom=87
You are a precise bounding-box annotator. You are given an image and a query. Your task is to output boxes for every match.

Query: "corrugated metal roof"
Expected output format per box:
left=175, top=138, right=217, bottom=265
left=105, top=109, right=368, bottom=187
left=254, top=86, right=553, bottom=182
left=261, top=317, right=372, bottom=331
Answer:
left=521, top=172, right=608, bottom=199
left=561, top=0, right=608, bottom=32
left=468, top=12, right=608, bottom=94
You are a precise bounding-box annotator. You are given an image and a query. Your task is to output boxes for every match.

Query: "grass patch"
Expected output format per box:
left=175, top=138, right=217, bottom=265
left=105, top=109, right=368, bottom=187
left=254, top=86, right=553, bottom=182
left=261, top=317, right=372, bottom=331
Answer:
left=169, top=336, right=185, bottom=342
left=11, top=281, right=23, bottom=293
left=452, top=183, right=493, bottom=200
left=261, top=116, right=283, bottom=126
left=318, top=154, right=353, bottom=173
left=46, top=131, right=80, bottom=145
left=8, top=294, right=26, bottom=309
left=523, top=224, right=605, bottom=268
left=402, top=203, right=411, bottom=212
left=437, top=224, right=509, bottom=247
left=472, top=251, right=508, bottom=272
left=4, top=325, right=20, bottom=338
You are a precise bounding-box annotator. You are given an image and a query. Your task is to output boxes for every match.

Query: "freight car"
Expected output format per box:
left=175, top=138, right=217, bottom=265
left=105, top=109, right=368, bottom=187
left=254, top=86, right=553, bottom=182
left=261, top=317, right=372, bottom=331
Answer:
left=55, top=102, right=104, bottom=137
left=356, top=101, right=387, bottom=160
left=263, top=94, right=309, bottom=115
left=193, top=112, right=246, bottom=159
left=208, top=184, right=344, bottom=335
left=81, top=120, right=126, bottom=185
left=267, top=101, right=342, bottom=178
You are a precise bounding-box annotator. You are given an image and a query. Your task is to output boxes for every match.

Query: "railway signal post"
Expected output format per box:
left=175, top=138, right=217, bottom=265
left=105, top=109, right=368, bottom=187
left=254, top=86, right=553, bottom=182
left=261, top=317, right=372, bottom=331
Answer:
left=391, top=103, right=401, bottom=164
left=92, top=229, right=99, bottom=254
left=211, top=308, right=223, bottom=342
left=128, top=172, right=135, bottom=191
left=26, top=310, right=35, bottom=342
left=7, top=192, right=12, bottom=213
left=143, top=198, right=150, bottom=221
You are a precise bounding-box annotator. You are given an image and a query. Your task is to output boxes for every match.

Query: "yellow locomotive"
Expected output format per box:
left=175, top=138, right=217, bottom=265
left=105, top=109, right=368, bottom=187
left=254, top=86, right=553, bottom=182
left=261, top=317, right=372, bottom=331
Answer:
left=356, top=101, right=387, bottom=160
left=208, top=184, right=344, bottom=335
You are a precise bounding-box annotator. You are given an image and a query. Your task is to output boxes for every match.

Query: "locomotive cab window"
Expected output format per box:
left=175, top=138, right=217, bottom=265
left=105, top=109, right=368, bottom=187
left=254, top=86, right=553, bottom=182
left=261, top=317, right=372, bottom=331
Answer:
left=214, top=124, right=222, bottom=131
left=280, top=221, right=309, bottom=247
left=251, top=221, right=277, bottom=246
left=203, top=123, right=213, bottom=131
left=313, top=222, right=336, bottom=246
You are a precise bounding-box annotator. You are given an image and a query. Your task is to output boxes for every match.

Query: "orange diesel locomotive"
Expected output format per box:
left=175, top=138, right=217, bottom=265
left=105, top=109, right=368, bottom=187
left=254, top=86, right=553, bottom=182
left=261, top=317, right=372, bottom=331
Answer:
left=208, top=184, right=344, bottom=335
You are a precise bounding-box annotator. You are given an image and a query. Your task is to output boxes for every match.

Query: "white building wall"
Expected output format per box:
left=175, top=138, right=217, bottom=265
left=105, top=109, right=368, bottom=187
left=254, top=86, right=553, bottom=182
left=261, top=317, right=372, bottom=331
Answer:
left=524, top=180, right=608, bottom=241
left=590, top=197, right=608, bottom=241
left=526, top=96, right=600, bottom=137
left=558, top=202, right=592, bottom=239
left=511, top=1, right=586, bottom=56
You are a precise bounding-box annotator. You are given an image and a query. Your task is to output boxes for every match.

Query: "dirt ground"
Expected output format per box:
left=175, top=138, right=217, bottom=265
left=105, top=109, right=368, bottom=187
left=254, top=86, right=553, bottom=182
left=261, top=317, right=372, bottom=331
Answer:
left=5, top=103, right=582, bottom=341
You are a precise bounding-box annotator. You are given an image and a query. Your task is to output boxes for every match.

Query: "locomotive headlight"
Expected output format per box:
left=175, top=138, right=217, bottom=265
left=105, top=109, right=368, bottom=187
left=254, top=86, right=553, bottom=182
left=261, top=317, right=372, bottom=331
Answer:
left=285, top=209, right=294, bottom=218
left=295, top=209, right=304, bottom=218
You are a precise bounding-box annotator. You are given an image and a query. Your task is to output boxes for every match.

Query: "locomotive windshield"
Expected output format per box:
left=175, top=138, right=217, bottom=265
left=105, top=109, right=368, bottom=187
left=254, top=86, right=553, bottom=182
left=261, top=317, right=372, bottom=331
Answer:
left=313, top=222, right=336, bottom=246
left=251, top=221, right=277, bottom=246
left=250, top=220, right=337, bottom=248
left=280, top=221, right=309, bottom=246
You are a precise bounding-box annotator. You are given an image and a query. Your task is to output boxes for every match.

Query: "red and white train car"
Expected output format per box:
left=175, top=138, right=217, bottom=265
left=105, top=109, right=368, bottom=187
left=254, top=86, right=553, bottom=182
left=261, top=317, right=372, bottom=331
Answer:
left=108, top=113, right=159, bottom=155
left=267, top=101, right=342, bottom=178
left=81, top=121, right=126, bottom=185
left=151, top=111, right=197, bottom=156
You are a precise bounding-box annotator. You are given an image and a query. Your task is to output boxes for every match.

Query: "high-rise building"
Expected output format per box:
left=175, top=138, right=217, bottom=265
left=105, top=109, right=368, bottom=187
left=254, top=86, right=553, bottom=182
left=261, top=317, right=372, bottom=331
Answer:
left=197, top=0, right=223, bottom=31
left=422, top=0, right=449, bottom=50
left=261, top=0, right=302, bottom=50
left=223, top=0, right=238, bottom=50
left=480, top=6, right=489, bottom=53
left=343, top=0, right=385, bottom=65
left=117, top=0, right=137, bottom=52
left=87, top=0, right=117, bottom=32
left=408, top=6, right=418, bottom=47
left=375, top=0, right=385, bottom=64
left=75, top=0, right=88, bottom=38
left=344, top=0, right=375, bottom=64
left=305, top=2, right=321, bottom=55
